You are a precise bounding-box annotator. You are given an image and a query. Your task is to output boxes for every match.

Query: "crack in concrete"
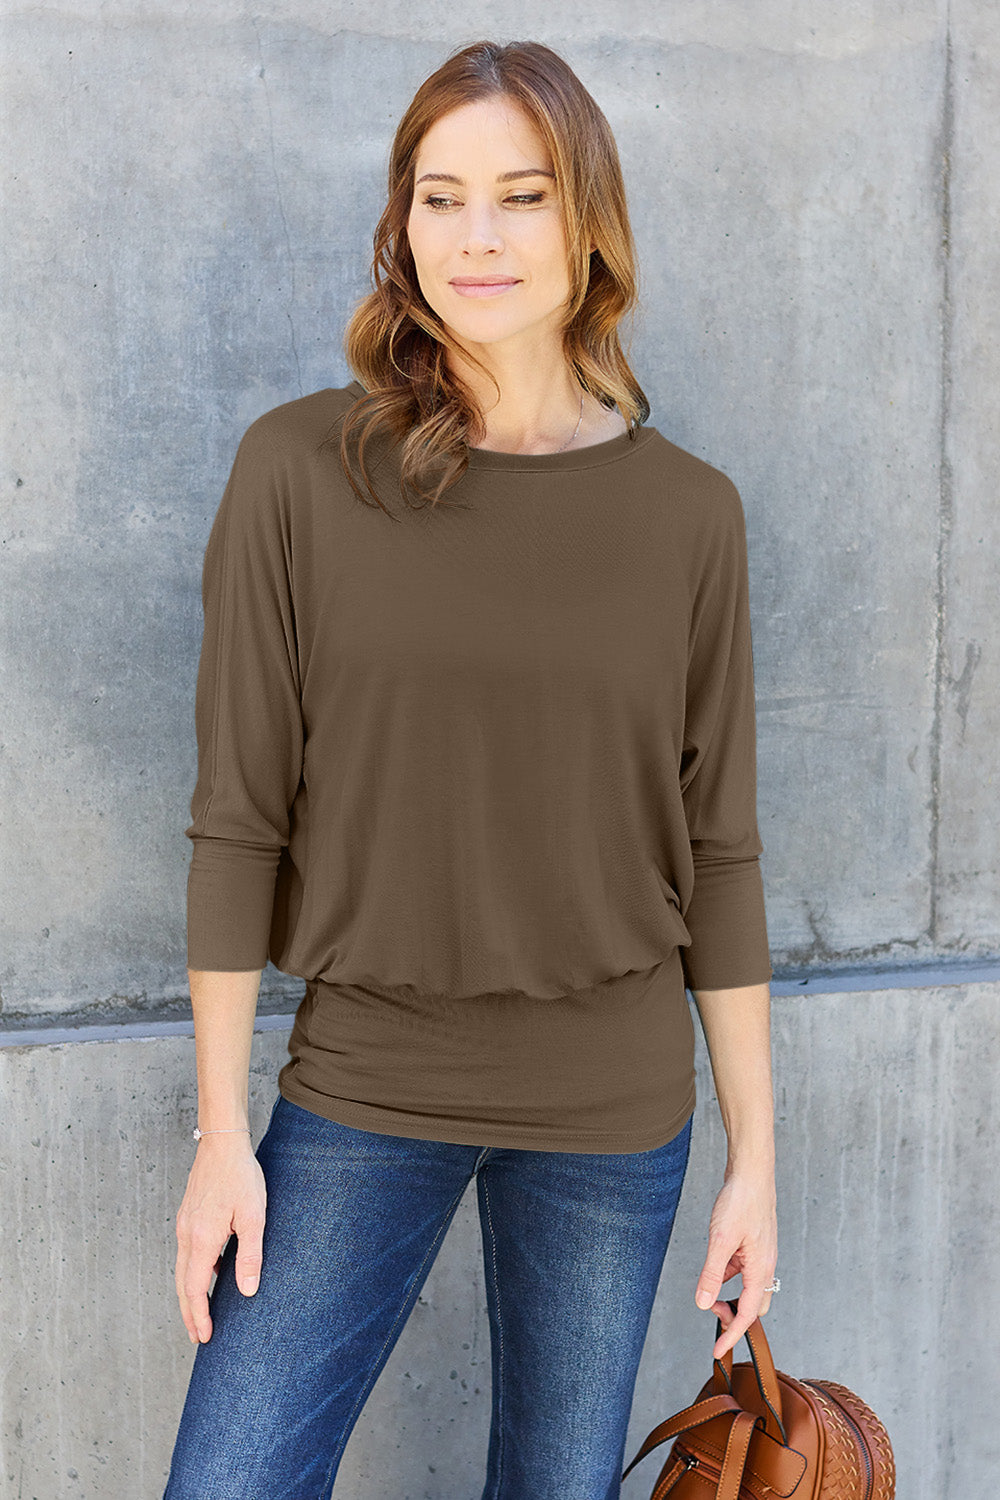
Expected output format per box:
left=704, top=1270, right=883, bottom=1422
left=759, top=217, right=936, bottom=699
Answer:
left=928, top=5, right=954, bottom=949
left=949, top=639, right=982, bottom=742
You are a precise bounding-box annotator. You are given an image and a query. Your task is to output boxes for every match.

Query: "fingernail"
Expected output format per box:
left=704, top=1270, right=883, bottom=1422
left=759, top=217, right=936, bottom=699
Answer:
left=696, top=1290, right=713, bottom=1309
left=241, top=1276, right=259, bottom=1295
left=189, top=1332, right=197, bottom=1345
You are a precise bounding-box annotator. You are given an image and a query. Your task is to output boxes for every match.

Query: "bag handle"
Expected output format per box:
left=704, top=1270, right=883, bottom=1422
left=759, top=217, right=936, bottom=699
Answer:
left=620, top=1392, right=744, bottom=1481
left=711, top=1299, right=786, bottom=1445
left=620, top=1397, right=763, bottom=1496
left=716, top=1411, right=763, bottom=1500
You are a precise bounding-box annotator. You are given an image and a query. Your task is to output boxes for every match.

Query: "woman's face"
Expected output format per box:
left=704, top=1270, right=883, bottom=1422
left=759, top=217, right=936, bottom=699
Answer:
left=406, top=96, right=576, bottom=360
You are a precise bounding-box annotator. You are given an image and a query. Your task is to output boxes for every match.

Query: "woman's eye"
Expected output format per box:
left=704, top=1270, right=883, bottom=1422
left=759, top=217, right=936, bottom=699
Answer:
left=423, top=193, right=545, bottom=211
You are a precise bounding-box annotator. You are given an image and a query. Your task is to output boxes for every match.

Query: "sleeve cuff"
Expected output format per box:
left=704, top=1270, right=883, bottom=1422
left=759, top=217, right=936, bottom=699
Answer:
left=185, top=838, right=281, bottom=971
left=679, top=856, right=772, bottom=991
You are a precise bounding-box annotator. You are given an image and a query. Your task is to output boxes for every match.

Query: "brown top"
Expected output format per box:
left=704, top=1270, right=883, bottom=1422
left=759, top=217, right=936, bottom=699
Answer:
left=185, top=381, right=771, bottom=1152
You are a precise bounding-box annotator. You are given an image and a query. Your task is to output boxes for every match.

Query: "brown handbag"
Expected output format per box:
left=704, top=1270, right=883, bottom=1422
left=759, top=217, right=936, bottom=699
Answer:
left=621, top=1301, right=896, bottom=1498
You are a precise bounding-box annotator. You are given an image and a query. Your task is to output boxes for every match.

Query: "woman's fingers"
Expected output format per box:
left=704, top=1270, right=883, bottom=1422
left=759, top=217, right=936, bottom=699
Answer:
left=697, top=1172, right=778, bottom=1360
left=714, top=1272, right=767, bottom=1358
left=233, top=1199, right=266, bottom=1297
left=173, top=1144, right=267, bottom=1342
left=713, top=1299, right=738, bottom=1331
left=695, top=1241, right=738, bottom=1311
left=709, top=1251, right=779, bottom=1358
left=177, top=1224, right=227, bottom=1344
left=174, top=1247, right=198, bottom=1343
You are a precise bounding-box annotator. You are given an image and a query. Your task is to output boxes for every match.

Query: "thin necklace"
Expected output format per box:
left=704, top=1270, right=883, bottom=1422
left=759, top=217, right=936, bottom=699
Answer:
left=553, top=391, right=585, bottom=453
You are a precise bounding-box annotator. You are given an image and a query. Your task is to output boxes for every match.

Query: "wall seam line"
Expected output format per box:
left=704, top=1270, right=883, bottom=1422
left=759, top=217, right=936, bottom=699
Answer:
left=929, top=2, right=955, bottom=948
left=5, top=960, right=1000, bottom=1048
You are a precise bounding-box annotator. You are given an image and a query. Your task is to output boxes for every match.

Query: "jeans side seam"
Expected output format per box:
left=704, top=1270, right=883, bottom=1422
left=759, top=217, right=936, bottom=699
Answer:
left=319, top=1178, right=470, bottom=1496
left=480, top=1170, right=506, bottom=1499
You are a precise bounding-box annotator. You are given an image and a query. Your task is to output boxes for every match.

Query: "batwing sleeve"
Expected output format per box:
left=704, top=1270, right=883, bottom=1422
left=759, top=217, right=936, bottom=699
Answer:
left=184, top=417, right=304, bottom=970
left=678, top=477, right=772, bottom=991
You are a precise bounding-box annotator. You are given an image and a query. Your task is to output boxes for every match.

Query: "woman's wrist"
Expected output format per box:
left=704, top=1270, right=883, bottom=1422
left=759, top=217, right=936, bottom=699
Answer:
left=193, top=1129, right=255, bottom=1153
left=724, top=1136, right=775, bottom=1181
left=193, top=1095, right=250, bottom=1135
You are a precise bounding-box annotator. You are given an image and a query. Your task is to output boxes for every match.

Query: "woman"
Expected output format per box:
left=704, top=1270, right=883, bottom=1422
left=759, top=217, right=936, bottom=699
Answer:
left=164, top=38, right=777, bottom=1500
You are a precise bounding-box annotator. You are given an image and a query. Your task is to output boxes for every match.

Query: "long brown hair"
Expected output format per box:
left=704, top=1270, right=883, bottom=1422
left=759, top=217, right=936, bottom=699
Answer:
left=326, top=38, right=651, bottom=515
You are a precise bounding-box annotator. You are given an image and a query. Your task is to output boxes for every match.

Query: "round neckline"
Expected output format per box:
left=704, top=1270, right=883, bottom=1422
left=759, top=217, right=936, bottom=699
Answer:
left=341, top=379, right=657, bottom=472
left=464, top=423, right=655, bottom=472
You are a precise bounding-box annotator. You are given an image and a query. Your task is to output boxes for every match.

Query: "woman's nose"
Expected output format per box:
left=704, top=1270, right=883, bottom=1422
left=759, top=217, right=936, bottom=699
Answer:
left=457, top=202, right=505, bottom=255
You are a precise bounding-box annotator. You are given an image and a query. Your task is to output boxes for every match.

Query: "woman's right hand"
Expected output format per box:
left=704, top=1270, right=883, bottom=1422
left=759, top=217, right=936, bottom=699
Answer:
left=174, top=1134, right=267, bottom=1344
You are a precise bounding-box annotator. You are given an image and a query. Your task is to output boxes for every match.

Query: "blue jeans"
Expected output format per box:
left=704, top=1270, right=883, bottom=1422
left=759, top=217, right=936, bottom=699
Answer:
left=163, top=1094, right=693, bottom=1500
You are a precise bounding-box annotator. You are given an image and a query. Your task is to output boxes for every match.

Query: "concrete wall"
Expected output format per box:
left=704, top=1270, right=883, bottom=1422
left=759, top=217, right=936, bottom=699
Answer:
left=2, top=3, right=997, bottom=1497
left=3, top=0, right=997, bottom=1019
left=3, top=984, right=997, bottom=1498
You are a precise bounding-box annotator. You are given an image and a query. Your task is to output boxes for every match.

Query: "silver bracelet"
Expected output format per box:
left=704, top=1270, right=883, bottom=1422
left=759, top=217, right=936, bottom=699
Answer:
left=192, top=1127, right=251, bottom=1141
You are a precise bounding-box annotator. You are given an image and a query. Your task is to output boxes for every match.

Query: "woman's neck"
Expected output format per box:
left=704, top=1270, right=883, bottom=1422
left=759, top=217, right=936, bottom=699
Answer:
left=454, top=360, right=622, bottom=455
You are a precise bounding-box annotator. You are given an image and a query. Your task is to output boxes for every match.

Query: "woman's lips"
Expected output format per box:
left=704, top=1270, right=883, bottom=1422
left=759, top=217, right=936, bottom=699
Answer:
left=449, top=280, right=520, bottom=298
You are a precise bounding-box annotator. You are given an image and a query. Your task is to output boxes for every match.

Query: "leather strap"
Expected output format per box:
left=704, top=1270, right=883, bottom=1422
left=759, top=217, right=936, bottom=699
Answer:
left=716, top=1410, right=762, bottom=1500
left=620, top=1393, right=744, bottom=1481
left=711, top=1301, right=786, bottom=1445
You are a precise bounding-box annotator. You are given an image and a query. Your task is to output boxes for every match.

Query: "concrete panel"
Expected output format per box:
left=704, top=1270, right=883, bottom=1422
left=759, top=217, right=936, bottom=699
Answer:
left=596, top=22, right=947, bottom=964
left=2, top=8, right=996, bottom=1498
left=2, top=983, right=997, bottom=1498
left=1, top=2, right=945, bottom=52
left=937, top=2, right=1000, bottom=951
left=1, top=13, right=389, bottom=1018
left=4, top=3, right=985, bottom=1022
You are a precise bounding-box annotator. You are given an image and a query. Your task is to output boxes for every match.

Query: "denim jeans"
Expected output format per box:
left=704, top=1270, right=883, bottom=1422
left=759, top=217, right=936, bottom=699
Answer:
left=163, top=1093, right=693, bottom=1500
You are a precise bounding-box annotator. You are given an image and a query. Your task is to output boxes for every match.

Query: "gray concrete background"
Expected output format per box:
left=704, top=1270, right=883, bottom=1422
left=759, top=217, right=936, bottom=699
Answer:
left=2, top=3, right=997, bottom=1497
left=2, top=0, right=997, bottom=1019
left=3, top=985, right=997, bottom=1498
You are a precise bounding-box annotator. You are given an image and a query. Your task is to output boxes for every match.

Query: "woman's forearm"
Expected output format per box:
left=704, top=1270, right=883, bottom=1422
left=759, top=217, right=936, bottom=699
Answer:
left=690, top=981, right=774, bottom=1175
left=177, top=968, right=267, bottom=1343
left=188, top=968, right=263, bottom=1131
left=690, top=980, right=777, bottom=1349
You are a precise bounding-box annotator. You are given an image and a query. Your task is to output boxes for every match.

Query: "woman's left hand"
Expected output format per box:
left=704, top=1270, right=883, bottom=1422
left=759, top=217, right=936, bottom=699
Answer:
left=694, top=1167, right=778, bottom=1359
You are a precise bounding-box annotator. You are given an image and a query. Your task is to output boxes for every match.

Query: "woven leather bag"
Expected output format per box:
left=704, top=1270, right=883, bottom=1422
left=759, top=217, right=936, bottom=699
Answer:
left=621, top=1303, right=895, bottom=1499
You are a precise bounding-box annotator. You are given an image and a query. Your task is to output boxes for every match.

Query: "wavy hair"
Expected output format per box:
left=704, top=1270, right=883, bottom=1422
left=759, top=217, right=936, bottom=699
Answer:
left=325, top=38, right=651, bottom=514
